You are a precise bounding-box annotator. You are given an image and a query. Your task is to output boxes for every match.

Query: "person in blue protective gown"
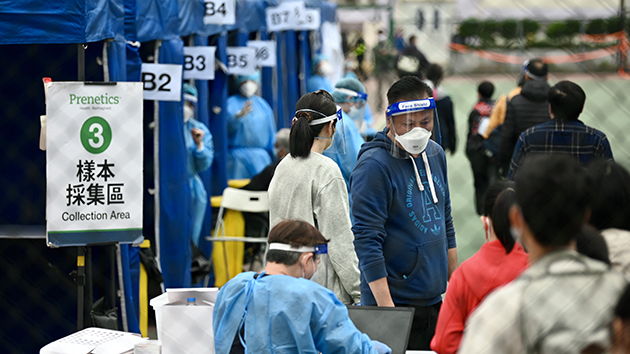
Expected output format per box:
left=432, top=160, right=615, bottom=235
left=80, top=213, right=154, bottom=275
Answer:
left=183, top=84, right=214, bottom=247
left=324, top=78, right=367, bottom=190
left=213, top=219, right=391, bottom=354
left=307, top=54, right=334, bottom=93
left=226, top=71, right=277, bottom=179
left=343, top=62, right=376, bottom=139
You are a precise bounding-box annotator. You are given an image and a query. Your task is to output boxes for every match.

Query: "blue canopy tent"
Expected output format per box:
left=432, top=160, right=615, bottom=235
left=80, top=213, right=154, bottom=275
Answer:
left=0, top=0, right=337, bottom=351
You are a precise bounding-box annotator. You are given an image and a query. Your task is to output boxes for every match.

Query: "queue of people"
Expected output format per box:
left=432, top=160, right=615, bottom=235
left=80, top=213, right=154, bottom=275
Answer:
left=178, top=42, right=628, bottom=353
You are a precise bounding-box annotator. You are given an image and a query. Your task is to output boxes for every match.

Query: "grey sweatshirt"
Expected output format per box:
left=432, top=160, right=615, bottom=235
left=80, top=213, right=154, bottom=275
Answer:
left=268, top=152, right=361, bottom=304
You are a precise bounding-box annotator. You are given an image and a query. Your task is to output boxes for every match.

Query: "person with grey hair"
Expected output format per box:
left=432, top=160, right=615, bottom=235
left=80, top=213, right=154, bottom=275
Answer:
left=242, top=128, right=291, bottom=192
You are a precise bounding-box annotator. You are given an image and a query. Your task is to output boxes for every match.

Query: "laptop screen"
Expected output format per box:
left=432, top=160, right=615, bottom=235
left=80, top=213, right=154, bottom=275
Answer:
left=347, top=306, right=415, bottom=354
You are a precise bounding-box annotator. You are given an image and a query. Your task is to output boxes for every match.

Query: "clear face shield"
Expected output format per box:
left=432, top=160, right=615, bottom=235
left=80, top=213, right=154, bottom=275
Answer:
left=266, top=243, right=329, bottom=283
left=386, top=97, right=441, bottom=158
left=295, top=106, right=346, bottom=155
left=334, top=88, right=368, bottom=133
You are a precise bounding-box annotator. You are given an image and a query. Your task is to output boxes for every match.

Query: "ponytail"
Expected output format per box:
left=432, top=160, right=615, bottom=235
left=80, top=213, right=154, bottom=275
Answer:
left=491, top=188, right=517, bottom=254
left=290, top=90, right=337, bottom=158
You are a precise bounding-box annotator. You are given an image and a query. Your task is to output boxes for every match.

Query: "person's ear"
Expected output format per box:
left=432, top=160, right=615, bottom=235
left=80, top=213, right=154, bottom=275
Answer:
left=549, top=104, right=555, bottom=119
left=328, top=121, right=335, bottom=136
left=509, top=205, right=524, bottom=230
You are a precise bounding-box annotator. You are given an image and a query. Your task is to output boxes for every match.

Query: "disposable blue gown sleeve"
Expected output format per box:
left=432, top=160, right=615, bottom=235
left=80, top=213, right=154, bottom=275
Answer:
left=364, top=103, right=374, bottom=126
left=311, top=290, right=379, bottom=354
left=192, top=120, right=214, bottom=173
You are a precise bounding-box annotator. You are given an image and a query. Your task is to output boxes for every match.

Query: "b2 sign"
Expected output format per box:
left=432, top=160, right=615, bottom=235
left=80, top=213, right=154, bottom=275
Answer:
left=203, top=0, right=235, bottom=25
left=247, top=41, right=276, bottom=67
left=183, top=47, right=216, bottom=80
left=141, top=64, right=182, bottom=101
left=226, top=47, right=256, bottom=76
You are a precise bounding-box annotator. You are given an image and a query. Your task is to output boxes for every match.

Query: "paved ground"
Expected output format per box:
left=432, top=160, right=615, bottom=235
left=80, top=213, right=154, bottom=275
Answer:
left=364, top=72, right=630, bottom=263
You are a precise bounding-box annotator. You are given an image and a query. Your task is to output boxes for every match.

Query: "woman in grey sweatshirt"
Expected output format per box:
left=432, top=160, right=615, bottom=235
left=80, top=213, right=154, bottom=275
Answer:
left=268, top=90, right=361, bottom=305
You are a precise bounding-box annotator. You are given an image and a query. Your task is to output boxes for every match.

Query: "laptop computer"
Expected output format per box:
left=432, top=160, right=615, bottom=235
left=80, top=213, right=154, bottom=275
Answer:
left=347, top=306, right=415, bottom=354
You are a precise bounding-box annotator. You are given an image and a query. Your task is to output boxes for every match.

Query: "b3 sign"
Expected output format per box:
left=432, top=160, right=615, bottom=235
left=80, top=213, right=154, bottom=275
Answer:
left=226, top=47, right=256, bottom=76
left=46, top=82, right=144, bottom=247
left=141, top=63, right=182, bottom=101
left=184, top=46, right=216, bottom=80
left=203, top=0, right=235, bottom=25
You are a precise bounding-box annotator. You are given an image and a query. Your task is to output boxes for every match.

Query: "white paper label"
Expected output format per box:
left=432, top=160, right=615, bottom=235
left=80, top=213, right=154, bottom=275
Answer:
left=141, top=63, right=182, bottom=101
left=183, top=46, right=216, bottom=80
left=266, top=2, right=320, bottom=32
left=226, top=47, right=256, bottom=76
left=203, top=0, right=235, bottom=25
left=247, top=40, right=277, bottom=67
left=46, top=82, right=143, bottom=246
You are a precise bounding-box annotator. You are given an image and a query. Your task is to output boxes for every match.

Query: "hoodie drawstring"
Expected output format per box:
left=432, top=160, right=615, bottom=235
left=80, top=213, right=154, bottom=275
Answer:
left=409, top=152, right=438, bottom=204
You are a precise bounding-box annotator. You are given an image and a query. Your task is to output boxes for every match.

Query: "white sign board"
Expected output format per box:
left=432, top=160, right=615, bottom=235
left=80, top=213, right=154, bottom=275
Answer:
left=247, top=40, right=277, bottom=67
left=226, top=47, right=256, bottom=76
left=141, top=63, right=182, bottom=101
left=203, top=0, right=235, bottom=25
left=46, top=82, right=144, bottom=247
left=265, top=1, right=320, bottom=32
left=183, top=46, right=216, bottom=80
left=295, top=8, right=320, bottom=31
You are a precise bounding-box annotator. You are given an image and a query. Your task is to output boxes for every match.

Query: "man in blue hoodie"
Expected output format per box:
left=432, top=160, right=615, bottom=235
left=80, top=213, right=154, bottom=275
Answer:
left=350, top=76, right=458, bottom=350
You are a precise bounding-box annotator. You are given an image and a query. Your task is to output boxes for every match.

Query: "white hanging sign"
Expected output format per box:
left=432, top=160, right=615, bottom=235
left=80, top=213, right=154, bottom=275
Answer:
left=203, top=0, right=236, bottom=25
left=141, top=63, right=182, bottom=101
left=183, top=46, right=217, bottom=80
left=226, top=47, right=256, bottom=76
left=46, top=82, right=144, bottom=247
left=247, top=40, right=277, bottom=67
left=265, top=2, right=320, bottom=32
left=295, top=8, right=320, bottom=31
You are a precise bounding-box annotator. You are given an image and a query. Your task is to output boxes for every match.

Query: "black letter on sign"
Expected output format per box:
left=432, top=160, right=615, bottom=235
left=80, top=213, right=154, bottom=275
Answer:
left=142, top=72, right=156, bottom=91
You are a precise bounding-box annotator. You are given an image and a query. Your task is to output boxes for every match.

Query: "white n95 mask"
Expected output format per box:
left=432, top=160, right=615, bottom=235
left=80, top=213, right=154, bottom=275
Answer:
left=395, top=127, right=431, bottom=155
left=240, top=81, right=258, bottom=98
left=183, top=105, right=194, bottom=123
left=318, top=61, right=333, bottom=77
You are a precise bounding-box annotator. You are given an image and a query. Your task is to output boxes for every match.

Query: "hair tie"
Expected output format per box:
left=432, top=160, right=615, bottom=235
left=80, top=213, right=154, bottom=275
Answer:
left=292, top=117, right=298, bottom=125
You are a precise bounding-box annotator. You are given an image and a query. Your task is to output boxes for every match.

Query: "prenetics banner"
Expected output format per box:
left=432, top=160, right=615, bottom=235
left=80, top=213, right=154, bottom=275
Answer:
left=46, top=82, right=144, bottom=247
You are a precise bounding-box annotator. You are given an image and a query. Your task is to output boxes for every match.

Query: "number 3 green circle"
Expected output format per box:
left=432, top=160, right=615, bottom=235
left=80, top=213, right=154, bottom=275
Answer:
left=80, top=116, right=112, bottom=154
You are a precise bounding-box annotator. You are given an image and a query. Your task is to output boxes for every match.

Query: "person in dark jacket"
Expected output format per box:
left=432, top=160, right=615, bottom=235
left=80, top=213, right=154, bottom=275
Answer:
left=396, top=35, right=430, bottom=79
left=466, top=81, right=495, bottom=215
left=426, top=64, right=456, bottom=155
left=497, top=58, right=551, bottom=177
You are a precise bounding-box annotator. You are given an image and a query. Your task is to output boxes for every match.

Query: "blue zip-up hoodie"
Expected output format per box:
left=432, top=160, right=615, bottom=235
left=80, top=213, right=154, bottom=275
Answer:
left=350, top=129, right=456, bottom=307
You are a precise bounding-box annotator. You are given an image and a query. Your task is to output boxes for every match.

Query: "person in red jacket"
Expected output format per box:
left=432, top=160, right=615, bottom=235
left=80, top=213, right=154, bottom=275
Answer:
left=430, top=181, right=528, bottom=354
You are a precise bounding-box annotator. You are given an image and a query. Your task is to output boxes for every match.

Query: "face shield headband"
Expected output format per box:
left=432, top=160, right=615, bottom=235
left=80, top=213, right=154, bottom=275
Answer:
left=386, top=97, right=436, bottom=117
left=267, top=243, right=328, bottom=255
left=334, top=87, right=368, bottom=101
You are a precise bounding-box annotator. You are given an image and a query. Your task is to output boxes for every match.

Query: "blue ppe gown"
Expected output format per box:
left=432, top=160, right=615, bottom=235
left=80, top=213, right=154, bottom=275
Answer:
left=323, top=111, right=365, bottom=190
left=213, top=272, right=379, bottom=354
left=307, top=74, right=334, bottom=93
left=184, top=118, right=214, bottom=247
left=226, top=94, right=276, bottom=179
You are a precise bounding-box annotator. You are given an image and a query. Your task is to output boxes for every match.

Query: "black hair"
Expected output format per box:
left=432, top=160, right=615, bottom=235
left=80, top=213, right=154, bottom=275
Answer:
left=483, top=181, right=515, bottom=216
left=478, top=81, right=495, bottom=99
left=615, top=283, right=630, bottom=321
left=491, top=188, right=517, bottom=254
left=387, top=76, right=432, bottom=106
left=525, top=58, right=548, bottom=78
left=514, top=155, right=591, bottom=247
left=426, top=64, right=444, bottom=87
left=409, top=35, right=417, bottom=44
left=587, top=160, right=630, bottom=231
left=547, top=81, right=586, bottom=122
left=575, top=225, right=611, bottom=266
left=290, top=90, right=337, bottom=158
left=266, top=220, right=329, bottom=265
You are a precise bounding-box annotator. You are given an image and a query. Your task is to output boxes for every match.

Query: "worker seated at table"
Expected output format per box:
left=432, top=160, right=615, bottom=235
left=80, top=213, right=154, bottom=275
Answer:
left=213, top=219, right=391, bottom=354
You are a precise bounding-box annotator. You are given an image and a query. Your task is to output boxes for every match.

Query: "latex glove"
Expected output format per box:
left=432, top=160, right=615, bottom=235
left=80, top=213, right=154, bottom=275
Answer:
left=236, top=101, right=253, bottom=118
left=372, top=340, right=392, bottom=354
left=191, top=127, right=204, bottom=149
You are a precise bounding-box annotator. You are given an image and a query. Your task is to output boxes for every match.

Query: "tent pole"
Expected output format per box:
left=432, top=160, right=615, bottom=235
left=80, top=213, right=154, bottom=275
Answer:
left=78, top=44, right=86, bottom=82
left=77, top=247, right=85, bottom=330
left=153, top=40, right=163, bottom=292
